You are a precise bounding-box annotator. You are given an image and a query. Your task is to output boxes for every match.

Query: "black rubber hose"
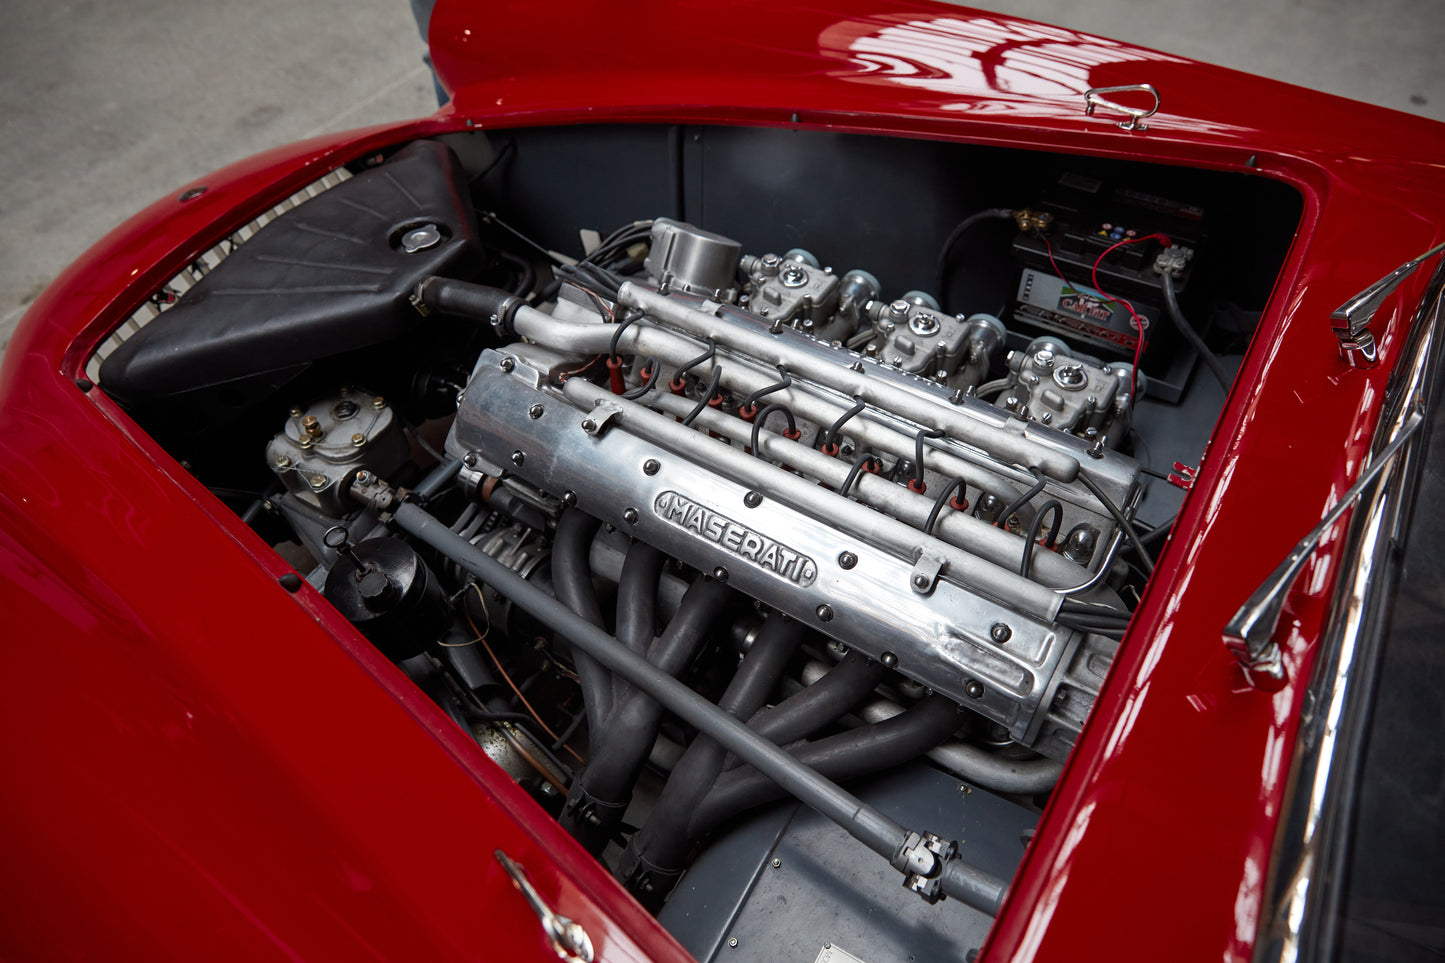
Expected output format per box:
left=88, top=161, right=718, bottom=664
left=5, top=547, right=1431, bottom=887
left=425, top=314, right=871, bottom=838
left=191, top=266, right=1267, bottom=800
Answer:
left=613, top=541, right=666, bottom=703
left=391, top=499, right=1010, bottom=914
left=552, top=510, right=613, bottom=735
left=681, top=366, right=723, bottom=427
left=619, top=615, right=805, bottom=900
left=568, top=575, right=735, bottom=823
left=935, top=208, right=1015, bottom=309
left=995, top=469, right=1046, bottom=529
left=415, top=277, right=524, bottom=336
left=1077, top=473, right=1155, bottom=574
left=1020, top=498, right=1064, bottom=579
left=688, top=695, right=964, bottom=841
left=494, top=249, right=537, bottom=299
left=744, top=650, right=888, bottom=749
left=1161, top=272, right=1231, bottom=390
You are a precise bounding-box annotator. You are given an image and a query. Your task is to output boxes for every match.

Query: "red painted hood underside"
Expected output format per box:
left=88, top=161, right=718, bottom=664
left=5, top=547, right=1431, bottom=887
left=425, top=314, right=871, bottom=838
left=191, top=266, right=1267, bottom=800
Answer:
left=431, top=0, right=1445, bottom=168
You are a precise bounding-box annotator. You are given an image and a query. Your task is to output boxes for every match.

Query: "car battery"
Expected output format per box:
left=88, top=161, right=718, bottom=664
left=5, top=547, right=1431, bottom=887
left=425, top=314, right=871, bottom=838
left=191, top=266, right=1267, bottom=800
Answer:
left=1011, top=173, right=1206, bottom=402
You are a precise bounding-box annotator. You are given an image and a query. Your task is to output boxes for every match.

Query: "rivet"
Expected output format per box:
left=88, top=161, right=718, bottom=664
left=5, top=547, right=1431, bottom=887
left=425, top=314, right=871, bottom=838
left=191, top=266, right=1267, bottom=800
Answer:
left=581, top=418, right=597, bottom=433
left=990, top=622, right=1012, bottom=644
left=562, top=490, right=578, bottom=507
left=837, top=551, right=857, bottom=570
left=529, top=404, right=545, bottom=419
left=371, top=396, right=385, bottom=409
left=713, top=566, right=729, bottom=582
left=744, top=490, right=763, bottom=508
left=913, top=574, right=930, bottom=590
left=500, top=357, right=515, bottom=372
left=771, top=858, right=782, bottom=868
left=881, top=651, right=898, bottom=668
left=463, top=452, right=479, bottom=467
left=816, top=604, right=834, bottom=622
left=643, top=458, right=660, bottom=475
left=511, top=450, right=525, bottom=466
left=728, top=938, right=739, bottom=949
left=965, top=680, right=985, bottom=698
left=623, top=507, right=639, bottom=524
left=350, top=433, right=366, bottom=447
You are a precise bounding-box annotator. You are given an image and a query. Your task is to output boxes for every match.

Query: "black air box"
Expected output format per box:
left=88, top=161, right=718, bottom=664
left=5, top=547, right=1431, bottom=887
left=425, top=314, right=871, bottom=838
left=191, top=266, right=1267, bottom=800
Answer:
left=101, top=140, right=479, bottom=422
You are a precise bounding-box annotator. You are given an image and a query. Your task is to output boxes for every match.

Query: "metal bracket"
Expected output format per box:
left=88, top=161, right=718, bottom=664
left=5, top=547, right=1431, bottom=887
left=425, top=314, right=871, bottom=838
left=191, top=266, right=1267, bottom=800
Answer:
left=910, top=550, right=947, bottom=596
left=1084, top=84, right=1160, bottom=131
left=581, top=399, right=624, bottom=437
left=1167, top=461, right=1198, bottom=491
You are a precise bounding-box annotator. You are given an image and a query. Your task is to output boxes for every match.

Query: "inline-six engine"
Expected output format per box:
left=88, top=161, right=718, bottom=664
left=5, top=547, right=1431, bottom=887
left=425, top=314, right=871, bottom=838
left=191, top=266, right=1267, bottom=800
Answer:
left=440, top=218, right=1140, bottom=762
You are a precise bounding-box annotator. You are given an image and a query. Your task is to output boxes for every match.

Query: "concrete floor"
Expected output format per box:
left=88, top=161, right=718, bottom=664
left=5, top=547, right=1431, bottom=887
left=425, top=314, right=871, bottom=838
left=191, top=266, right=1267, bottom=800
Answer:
left=2, top=0, right=1442, bottom=355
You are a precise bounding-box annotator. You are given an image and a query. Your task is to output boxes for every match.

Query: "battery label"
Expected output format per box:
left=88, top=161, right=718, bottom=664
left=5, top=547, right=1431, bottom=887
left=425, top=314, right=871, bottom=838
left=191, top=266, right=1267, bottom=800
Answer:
left=1016, top=268, right=1153, bottom=351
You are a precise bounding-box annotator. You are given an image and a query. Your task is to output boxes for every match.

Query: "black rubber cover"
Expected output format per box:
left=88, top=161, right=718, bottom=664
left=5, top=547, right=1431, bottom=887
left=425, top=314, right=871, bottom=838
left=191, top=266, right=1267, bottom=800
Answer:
left=100, top=139, right=479, bottom=415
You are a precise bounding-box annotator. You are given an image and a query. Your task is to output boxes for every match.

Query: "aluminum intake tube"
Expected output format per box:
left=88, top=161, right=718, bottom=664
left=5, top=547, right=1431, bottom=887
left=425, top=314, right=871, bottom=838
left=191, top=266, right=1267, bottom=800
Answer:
left=617, top=283, right=1081, bottom=480
left=506, top=296, right=1137, bottom=534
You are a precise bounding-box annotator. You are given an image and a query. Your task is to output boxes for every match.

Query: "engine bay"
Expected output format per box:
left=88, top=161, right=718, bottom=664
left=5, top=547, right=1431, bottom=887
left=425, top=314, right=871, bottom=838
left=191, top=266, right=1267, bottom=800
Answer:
left=91, top=124, right=1300, bottom=959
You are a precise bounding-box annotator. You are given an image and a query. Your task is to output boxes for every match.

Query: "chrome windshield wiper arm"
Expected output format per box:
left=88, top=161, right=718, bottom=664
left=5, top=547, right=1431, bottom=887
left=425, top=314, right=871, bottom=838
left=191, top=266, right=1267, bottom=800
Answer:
left=1223, top=407, right=1423, bottom=690
left=1332, top=241, right=1445, bottom=368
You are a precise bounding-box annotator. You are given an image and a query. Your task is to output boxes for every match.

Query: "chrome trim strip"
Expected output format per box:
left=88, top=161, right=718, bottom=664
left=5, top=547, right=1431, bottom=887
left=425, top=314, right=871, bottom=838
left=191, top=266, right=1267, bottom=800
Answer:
left=1253, top=260, right=1445, bottom=961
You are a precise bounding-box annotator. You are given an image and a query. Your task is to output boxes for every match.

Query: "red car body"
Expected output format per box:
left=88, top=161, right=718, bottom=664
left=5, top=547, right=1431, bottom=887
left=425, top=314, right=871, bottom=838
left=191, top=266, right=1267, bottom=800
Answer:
left=3, top=2, right=1442, bottom=960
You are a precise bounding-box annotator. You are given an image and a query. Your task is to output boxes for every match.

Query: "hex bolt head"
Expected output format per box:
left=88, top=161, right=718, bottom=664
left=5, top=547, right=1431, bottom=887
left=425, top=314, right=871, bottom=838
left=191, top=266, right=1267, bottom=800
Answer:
left=350, top=433, right=366, bottom=447
left=355, top=471, right=373, bottom=485
left=990, top=622, right=1013, bottom=644
left=499, top=357, right=515, bottom=373
left=623, top=507, right=640, bottom=524
left=528, top=404, right=545, bottom=420
left=713, top=566, right=729, bottom=582
left=816, top=604, right=834, bottom=622
left=743, top=490, right=763, bottom=508
left=643, top=458, right=661, bottom=476
left=308, top=473, right=328, bottom=490
left=838, top=551, right=858, bottom=570
left=371, top=395, right=385, bottom=409
left=511, top=450, right=525, bottom=467
left=273, top=455, right=292, bottom=469
left=965, top=679, right=985, bottom=699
